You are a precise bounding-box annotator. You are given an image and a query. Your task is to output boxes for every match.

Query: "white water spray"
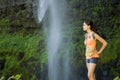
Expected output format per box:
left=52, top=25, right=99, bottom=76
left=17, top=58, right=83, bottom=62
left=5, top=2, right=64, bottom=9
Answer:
left=37, top=0, right=48, bottom=22
left=37, top=0, right=71, bottom=80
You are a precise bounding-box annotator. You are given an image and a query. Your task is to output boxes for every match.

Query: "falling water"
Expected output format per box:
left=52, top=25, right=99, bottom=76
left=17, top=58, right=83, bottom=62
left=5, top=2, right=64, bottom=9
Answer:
left=37, top=0, right=48, bottom=22
left=37, top=0, right=71, bottom=80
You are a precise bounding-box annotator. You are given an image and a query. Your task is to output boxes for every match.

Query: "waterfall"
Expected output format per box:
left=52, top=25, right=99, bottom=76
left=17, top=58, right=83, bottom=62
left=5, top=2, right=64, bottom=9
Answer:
left=37, top=0, right=71, bottom=80
left=37, top=0, right=48, bottom=22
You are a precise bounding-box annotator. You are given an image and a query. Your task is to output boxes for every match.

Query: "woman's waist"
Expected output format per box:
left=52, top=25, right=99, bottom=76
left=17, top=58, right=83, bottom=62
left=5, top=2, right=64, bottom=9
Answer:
left=85, top=52, right=99, bottom=59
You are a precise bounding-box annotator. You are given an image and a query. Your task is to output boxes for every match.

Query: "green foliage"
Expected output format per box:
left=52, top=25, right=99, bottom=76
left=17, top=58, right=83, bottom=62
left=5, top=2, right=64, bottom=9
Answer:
left=8, top=74, right=22, bottom=80
left=0, top=34, right=25, bottom=53
left=0, top=33, right=47, bottom=79
left=16, top=10, right=27, bottom=17
left=0, top=17, right=10, bottom=26
left=114, top=76, right=120, bottom=80
left=0, top=3, right=47, bottom=79
left=101, top=28, right=120, bottom=64
left=0, top=74, right=22, bottom=80
left=0, top=17, right=10, bottom=33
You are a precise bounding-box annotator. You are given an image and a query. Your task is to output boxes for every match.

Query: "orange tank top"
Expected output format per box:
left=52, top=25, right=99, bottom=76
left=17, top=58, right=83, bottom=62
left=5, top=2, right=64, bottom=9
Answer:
left=85, top=32, right=99, bottom=59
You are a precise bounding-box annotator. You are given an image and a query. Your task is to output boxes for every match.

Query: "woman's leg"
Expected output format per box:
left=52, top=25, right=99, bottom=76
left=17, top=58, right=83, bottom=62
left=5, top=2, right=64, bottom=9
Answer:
left=87, top=63, right=96, bottom=80
left=86, top=58, right=98, bottom=80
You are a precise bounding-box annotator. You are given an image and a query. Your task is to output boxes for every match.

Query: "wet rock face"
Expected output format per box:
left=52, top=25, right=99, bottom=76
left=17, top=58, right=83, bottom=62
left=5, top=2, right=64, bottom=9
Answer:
left=0, top=0, right=34, bottom=9
left=0, top=0, right=39, bottom=29
left=0, top=0, right=26, bottom=8
left=0, top=0, right=35, bottom=18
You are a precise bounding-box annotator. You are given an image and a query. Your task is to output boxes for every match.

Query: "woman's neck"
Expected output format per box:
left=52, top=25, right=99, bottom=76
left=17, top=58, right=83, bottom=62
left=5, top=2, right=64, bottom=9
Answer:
left=87, top=29, right=92, bottom=34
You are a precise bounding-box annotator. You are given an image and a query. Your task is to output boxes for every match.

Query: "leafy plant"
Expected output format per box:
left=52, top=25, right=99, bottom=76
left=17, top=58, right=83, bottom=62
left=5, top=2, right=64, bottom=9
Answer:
left=113, top=76, right=120, bottom=80
left=0, top=74, right=22, bottom=80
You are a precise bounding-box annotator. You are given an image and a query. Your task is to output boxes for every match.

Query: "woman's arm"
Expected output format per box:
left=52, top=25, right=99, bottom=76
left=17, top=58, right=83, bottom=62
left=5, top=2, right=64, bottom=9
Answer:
left=94, top=33, right=108, bottom=54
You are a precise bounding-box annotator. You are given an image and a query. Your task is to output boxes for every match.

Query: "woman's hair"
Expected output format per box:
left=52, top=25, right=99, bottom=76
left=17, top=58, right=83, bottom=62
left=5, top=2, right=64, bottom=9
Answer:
left=84, top=19, right=96, bottom=32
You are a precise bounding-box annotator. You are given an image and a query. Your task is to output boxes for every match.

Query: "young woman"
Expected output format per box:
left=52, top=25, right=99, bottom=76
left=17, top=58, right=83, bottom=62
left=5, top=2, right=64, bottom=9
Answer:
left=83, top=19, right=108, bottom=80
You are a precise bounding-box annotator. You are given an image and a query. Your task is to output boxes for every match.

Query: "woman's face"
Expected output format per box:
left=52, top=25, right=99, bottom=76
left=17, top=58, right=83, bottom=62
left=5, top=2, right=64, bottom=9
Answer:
left=83, top=22, right=90, bottom=31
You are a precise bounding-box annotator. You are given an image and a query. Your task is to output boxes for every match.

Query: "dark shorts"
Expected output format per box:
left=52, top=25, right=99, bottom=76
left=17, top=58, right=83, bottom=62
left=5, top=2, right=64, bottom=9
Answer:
left=86, top=58, right=99, bottom=64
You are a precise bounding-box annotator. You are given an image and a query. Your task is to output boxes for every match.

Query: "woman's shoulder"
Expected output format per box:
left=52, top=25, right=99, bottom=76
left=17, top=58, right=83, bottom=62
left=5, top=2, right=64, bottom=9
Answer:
left=91, top=31, right=97, bottom=40
left=92, top=31, right=100, bottom=37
